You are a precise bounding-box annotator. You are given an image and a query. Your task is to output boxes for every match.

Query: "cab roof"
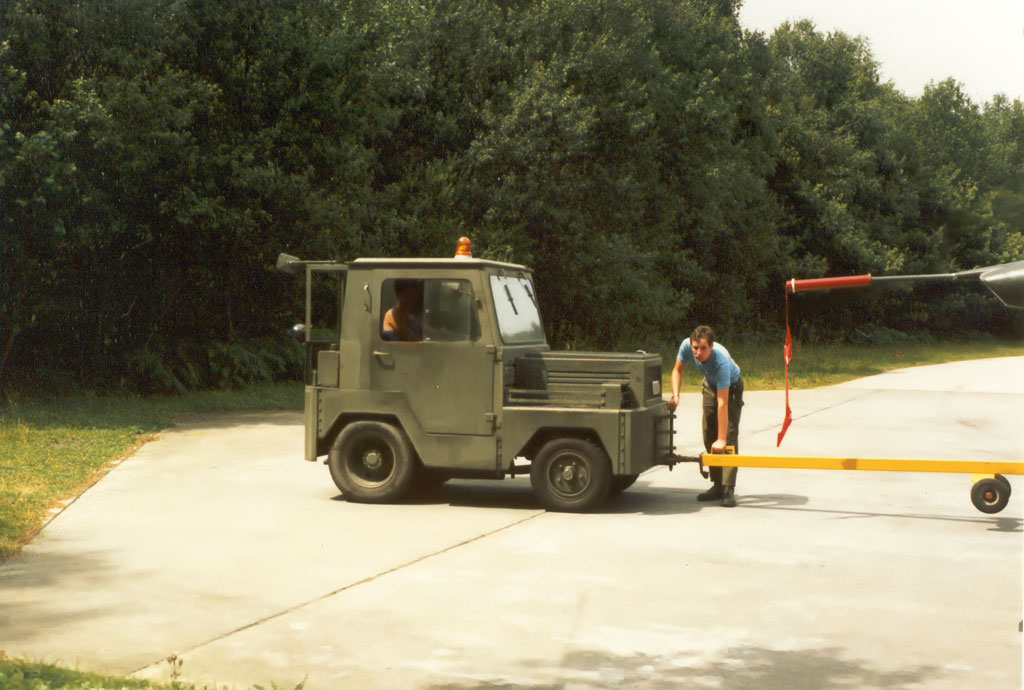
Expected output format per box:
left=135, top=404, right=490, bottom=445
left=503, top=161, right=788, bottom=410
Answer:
left=348, top=257, right=530, bottom=272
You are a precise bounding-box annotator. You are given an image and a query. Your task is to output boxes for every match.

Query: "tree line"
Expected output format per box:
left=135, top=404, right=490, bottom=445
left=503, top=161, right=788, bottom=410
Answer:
left=2, top=0, right=1022, bottom=394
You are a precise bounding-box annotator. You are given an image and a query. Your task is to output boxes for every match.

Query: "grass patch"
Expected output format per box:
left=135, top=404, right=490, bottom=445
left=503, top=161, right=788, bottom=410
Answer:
left=0, top=656, right=162, bottom=689
left=0, top=655, right=301, bottom=689
left=0, top=657, right=153, bottom=689
left=0, top=383, right=303, bottom=562
left=664, top=340, right=1024, bottom=390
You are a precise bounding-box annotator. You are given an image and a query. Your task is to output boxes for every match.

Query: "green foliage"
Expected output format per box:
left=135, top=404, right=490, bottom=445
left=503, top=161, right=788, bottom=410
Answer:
left=1, top=1, right=1022, bottom=394
left=662, top=340, right=1024, bottom=391
left=126, top=337, right=301, bottom=393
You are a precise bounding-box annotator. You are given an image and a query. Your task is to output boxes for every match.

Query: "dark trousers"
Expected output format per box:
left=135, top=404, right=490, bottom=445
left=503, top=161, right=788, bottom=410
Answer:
left=701, top=378, right=744, bottom=487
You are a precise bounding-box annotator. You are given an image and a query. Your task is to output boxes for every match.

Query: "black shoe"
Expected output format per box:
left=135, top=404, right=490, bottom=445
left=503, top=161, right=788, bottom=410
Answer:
left=697, top=484, right=724, bottom=502
left=721, top=487, right=736, bottom=508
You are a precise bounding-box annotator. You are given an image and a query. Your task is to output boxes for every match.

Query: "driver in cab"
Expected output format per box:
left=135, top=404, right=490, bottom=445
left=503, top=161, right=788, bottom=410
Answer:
left=382, top=279, right=423, bottom=341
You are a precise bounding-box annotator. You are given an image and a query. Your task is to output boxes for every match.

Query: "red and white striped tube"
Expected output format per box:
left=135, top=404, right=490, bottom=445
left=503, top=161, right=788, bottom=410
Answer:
left=786, top=274, right=872, bottom=293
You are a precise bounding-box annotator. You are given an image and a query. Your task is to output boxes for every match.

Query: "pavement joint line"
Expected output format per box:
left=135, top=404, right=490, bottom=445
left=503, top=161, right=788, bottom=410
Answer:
left=746, top=389, right=880, bottom=437
left=2, top=434, right=165, bottom=567
left=666, top=387, right=877, bottom=440
left=667, top=389, right=878, bottom=442
left=7, top=460, right=140, bottom=567
left=128, top=509, right=547, bottom=676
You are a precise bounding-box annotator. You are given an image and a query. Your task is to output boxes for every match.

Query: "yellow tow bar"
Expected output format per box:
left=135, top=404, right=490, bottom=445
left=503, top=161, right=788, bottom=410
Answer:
left=702, top=454, right=1024, bottom=475
left=694, top=453, right=1023, bottom=514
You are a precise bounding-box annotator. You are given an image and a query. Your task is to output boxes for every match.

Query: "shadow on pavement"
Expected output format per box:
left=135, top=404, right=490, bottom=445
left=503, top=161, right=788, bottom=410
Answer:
left=329, top=481, right=542, bottom=511
left=737, top=501, right=1023, bottom=530
left=331, top=482, right=812, bottom=516
left=599, top=487, right=804, bottom=515
left=427, top=483, right=541, bottom=511
left=425, top=644, right=943, bottom=689
left=169, top=410, right=302, bottom=431
left=330, top=482, right=1021, bottom=529
left=0, top=548, right=112, bottom=644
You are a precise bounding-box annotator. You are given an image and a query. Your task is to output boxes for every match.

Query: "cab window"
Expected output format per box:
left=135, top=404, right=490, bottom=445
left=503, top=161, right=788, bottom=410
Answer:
left=380, top=279, right=478, bottom=342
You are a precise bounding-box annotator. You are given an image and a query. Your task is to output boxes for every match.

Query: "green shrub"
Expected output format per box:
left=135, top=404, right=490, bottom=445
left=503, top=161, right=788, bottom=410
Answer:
left=126, top=338, right=302, bottom=394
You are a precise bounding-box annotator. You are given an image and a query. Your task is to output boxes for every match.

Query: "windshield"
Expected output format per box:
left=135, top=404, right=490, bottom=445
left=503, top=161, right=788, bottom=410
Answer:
left=490, top=274, right=546, bottom=344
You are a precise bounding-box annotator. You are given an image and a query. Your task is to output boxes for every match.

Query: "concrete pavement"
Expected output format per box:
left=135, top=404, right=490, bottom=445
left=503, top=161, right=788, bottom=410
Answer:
left=1, top=357, right=1021, bottom=689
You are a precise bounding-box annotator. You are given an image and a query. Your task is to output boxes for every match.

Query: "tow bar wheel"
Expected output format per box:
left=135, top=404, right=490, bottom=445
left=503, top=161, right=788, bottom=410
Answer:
left=995, top=473, right=1012, bottom=496
left=530, top=438, right=612, bottom=513
left=970, top=476, right=1011, bottom=514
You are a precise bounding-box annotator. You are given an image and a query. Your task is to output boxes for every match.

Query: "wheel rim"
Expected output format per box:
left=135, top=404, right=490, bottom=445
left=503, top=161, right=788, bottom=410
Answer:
left=345, top=435, right=396, bottom=489
left=971, top=478, right=1008, bottom=513
left=546, top=450, right=592, bottom=499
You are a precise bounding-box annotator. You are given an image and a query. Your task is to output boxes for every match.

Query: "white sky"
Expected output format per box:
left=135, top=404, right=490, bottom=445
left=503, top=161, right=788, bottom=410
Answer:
left=738, top=0, right=1024, bottom=104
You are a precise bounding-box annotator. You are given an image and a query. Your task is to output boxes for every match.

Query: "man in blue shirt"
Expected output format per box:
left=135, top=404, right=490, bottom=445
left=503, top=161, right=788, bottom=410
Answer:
left=668, top=325, right=744, bottom=507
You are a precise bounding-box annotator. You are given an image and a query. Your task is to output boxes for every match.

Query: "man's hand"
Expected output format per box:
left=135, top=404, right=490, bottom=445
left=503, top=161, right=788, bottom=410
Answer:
left=711, top=439, right=727, bottom=453
left=667, top=394, right=679, bottom=412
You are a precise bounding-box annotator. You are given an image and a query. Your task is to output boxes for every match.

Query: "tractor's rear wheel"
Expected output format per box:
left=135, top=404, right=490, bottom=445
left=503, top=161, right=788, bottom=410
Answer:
left=530, top=438, right=611, bottom=512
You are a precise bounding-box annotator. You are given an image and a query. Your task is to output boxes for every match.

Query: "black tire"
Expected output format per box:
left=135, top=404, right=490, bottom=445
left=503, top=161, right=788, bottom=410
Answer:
left=994, top=473, right=1012, bottom=498
left=970, top=478, right=1010, bottom=514
left=608, top=474, right=639, bottom=497
left=530, top=438, right=612, bottom=512
left=328, top=421, right=416, bottom=503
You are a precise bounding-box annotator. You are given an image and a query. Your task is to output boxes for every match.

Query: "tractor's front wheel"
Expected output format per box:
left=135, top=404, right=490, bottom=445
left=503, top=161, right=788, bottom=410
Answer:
left=329, top=421, right=416, bottom=503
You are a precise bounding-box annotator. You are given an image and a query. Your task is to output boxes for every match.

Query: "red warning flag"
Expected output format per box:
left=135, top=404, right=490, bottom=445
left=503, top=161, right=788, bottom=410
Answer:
left=777, top=294, right=794, bottom=446
left=777, top=262, right=1024, bottom=442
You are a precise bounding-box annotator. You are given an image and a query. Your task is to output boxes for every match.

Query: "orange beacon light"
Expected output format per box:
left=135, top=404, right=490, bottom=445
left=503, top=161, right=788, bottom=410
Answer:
left=455, top=236, right=473, bottom=258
